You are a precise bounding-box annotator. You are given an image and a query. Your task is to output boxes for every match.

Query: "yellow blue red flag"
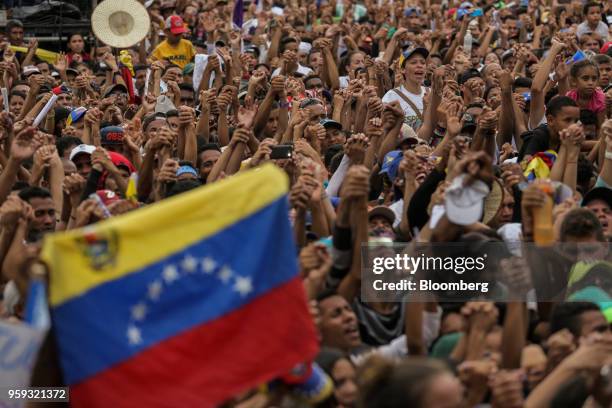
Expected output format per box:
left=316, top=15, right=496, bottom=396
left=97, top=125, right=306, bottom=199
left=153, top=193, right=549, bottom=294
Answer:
left=41, top=164, right=319, bottom=408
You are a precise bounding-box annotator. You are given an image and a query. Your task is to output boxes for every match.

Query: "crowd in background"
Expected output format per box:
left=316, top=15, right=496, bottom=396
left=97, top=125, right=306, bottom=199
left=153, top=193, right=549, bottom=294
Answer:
left=1, top=0, right=612, bottom=406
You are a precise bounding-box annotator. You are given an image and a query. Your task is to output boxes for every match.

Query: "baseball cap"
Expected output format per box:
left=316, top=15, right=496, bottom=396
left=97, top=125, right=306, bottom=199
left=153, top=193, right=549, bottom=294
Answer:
left=404, top=6, right=421, bottom=16
left=22, top=65, right=40, bottom=77
left=368, top=206, right=396, bottom=225
left=244, top=45, right=260, bottom=58
left=398, top=124, right=422, bottom=147
left=183, top=63, right=194, bottom=75
left=582, top=187, right=612, bottom=208
left=444, top=174, right=491, bottom=226
left=69, top=144, right=96, bottom=161
left=52, top=85, right=72, bottom=95
left=103, top=83, right=128, bottom=98
left=108, top=151, right=135, bottom=173
left=320, top=118, right=342, bottom=130
left=165, top=15, right=188, bottom=35
left=176, top=165, right=198, bottom=177
left=66, top=107, right=87, bottom=127
left=101, top=126, right=125, bottom=146
left=66, top=67, right=80, bottom=77
left=459, top=68, right=482, bottom=85
left=399, top=47, right=429, bottom=67
left=379, top=150, right=402, bottom=182
left=95, top=189, right=120, bottom=206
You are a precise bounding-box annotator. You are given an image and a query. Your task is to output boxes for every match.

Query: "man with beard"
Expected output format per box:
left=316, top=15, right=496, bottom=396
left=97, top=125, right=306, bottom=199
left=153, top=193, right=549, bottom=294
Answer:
left=17, top=187, right=56, bottom=242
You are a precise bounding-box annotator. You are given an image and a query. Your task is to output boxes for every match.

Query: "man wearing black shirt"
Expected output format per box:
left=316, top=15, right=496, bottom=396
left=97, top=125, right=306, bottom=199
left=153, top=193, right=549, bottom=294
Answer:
left=518, top=96, right=580, bottom=162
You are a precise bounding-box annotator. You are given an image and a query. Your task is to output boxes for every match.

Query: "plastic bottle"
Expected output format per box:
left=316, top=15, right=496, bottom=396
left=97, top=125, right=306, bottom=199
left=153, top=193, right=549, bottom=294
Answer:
left=533, top=182, right=554, bottom=246
left=463, top=30, right=473, bottom=55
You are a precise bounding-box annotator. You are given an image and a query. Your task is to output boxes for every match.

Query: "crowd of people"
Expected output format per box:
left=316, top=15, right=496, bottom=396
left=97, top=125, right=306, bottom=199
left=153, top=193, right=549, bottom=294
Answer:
left=1, top=0, right=612, bottom=406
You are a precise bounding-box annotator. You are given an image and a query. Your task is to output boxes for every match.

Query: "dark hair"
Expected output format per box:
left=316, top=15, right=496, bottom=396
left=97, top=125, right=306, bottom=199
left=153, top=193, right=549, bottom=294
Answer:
left=177, top=160, right=195, bottom=168
left=133, top=64, right=148, bottom=72
left=560, top=208, right=605, bottom=241
left=484, top=85, right=500, bottom=102
left=163, top=64, right=182, bottom=74
left=18, top=186, right=52, bottom=202
left=9, top=90, right=26, bottom=101
left=513, top=77, right=532, bottom=90
left=593, top=54, right=612, bottom=65
left=304, top=74, right=322, bottom=86
left=56, top=136, right=83, bottom=157
left=254, top=63, right=270, bottom=72
left=577, top=155, right=595, bottom=195
left=11, top=180, right=30, bottom=192
left=165, top=179, right=202, bottom=198
left=570, top=60, right=599, bottom=79
left=550, top=301, right=601, bottom=336
left=178, top=83, right=195, bottom=95
left=583, top=1, right=602, bottom=16
left=165, top=109, right=179, bottom=118
left=279, top=37, right=298, bottom=54
left=143, top=113, right=167, bottom=131
left=580, top=109, right=597, bottom=125
left=546, top=96, right=578, bottom=117
left=198, top=142, right=221, bottom=154
left=325, top=144, right=344, bottom=168
left=6, top=20, right=23, bottom=34
left=316, top=287, right=340, bottom=303
left=35, top=61, right=52, bottom=70
left=340, top=51, right=364, bottom=76
left=358, top=356, right=449, bottom=408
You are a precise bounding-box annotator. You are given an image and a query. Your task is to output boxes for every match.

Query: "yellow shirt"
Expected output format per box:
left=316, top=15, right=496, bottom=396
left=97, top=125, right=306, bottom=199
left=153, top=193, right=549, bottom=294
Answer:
left=151, top=39, right=195, bottom=69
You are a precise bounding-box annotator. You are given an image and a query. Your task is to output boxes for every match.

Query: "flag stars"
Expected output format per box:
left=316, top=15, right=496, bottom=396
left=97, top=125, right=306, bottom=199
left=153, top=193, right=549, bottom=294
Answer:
left=162, top=265, right=179, bottom=283
left=233, top=276, right=253, bottom=296
left=201, top=257, right=216, bottom=274
left=127, top=325, right=142, bottom=345
left=131, top=302, right=147, bottom=321
left=148, top=280, right=163, bottom=301
left=181, top=255, right=197, bottom=273
left=218, top=266, right=233, bottom=283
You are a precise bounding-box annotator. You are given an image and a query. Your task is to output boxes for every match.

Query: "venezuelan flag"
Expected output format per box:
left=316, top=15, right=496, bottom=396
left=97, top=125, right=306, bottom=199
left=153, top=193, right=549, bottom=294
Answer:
left=41, top=164, right=319, bottom=408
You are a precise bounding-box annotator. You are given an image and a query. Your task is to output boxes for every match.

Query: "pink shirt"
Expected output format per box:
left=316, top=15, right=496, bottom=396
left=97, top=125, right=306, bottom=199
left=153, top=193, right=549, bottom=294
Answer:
left=566, top=88, right=606, bottom=114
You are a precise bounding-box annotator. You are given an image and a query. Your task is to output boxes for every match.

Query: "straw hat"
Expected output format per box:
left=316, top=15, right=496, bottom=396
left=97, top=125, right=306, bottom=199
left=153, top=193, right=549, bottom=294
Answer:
left=92, top=0, right=151, bottom=49
left=482, top=178, right=504, bottom=225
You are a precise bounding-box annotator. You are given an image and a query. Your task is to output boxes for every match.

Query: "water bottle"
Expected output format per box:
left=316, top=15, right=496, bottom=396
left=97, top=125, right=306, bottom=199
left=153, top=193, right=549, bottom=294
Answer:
left=533, top=182, right=554, bottom=247
left=463, top=30, right=473, bottom=55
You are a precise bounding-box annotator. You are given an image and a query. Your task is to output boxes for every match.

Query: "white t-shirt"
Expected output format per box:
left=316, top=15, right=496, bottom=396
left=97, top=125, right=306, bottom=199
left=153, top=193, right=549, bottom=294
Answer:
left=382, top=85, right=427, bottom=131
left=577, top=21, right=609, bottom=40
left=271, top=64, right=313, bottom=78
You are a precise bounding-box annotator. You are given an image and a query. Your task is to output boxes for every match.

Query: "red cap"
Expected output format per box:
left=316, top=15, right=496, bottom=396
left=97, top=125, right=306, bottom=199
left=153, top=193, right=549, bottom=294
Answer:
left=96, top=190, right=120, bottom=206
left=165, top=15, right=188, bottom=35
left=601, top=42, right=612, bottom=55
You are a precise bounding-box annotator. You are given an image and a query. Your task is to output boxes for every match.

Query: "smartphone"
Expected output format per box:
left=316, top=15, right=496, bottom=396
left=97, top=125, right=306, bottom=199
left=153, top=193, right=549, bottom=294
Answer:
left=270, top=144, right=293, bottom=160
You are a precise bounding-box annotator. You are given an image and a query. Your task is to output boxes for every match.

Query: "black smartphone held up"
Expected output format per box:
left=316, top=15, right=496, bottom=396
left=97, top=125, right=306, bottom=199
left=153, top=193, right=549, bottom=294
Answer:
left=270, top=144, right=293, bottom=160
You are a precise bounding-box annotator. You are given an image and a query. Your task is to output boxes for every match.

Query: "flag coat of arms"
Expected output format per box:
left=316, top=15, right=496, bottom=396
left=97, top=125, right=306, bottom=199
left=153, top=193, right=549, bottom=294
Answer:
left=41, top=164, right=319, bottom=407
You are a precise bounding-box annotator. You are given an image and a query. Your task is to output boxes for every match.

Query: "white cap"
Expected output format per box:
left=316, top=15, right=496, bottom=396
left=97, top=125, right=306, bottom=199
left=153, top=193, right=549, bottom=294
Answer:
left=298, top=42, right=312, bottom=54
left=23, top=65, right=41, bottom=77
left=444, top=174, right=490, bottom=226
left=69, top=144, right=96, bottom=161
